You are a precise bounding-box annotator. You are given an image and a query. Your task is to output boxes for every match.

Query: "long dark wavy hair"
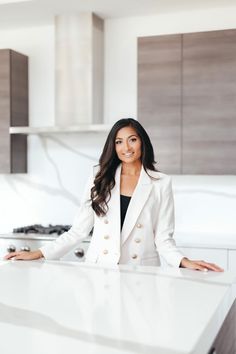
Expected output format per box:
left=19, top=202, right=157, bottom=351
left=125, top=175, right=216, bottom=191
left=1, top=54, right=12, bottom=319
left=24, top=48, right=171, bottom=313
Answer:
left=91, top=118, right=157, bottom=216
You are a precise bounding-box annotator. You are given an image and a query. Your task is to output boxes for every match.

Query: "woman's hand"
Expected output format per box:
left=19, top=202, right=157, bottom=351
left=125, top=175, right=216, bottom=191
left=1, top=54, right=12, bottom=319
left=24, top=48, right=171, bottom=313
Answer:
left=180, top=257, right=224, bottom=272
left=4, top=250, right=43, bottom=261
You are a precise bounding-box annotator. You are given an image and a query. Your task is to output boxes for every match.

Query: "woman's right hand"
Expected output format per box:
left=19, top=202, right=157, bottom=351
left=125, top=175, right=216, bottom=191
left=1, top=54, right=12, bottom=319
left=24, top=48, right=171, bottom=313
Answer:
left=4, top=250, right=43, bottom=261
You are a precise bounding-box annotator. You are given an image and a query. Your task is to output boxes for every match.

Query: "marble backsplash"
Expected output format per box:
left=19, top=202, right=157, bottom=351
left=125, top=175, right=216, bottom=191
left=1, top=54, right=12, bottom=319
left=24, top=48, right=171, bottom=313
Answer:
left=0, top=133, right=103, bottom=232
left=0, top=133, right=236, bottom=236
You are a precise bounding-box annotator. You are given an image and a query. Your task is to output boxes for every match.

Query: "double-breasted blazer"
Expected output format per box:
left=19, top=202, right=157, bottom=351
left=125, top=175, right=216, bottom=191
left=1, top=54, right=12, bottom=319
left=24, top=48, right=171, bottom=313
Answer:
left=40, top=164, right=184, bottom=267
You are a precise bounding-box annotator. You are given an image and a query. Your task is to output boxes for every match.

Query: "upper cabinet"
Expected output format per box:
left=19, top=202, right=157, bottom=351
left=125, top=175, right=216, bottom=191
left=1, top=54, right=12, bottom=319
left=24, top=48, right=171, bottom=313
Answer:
left=138, top=29, right=236, bottom=174
left=138, top=35, right=182, bottom=174
left=182, top=30, right=236, bottom=174
left=0, top=49, right=28, bottom=173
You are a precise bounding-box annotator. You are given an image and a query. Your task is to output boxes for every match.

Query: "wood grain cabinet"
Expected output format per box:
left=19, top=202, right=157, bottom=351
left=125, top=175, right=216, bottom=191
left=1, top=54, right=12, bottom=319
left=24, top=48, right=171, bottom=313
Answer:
left=183, top=30, right=236, bottom=174
left=138, top=35, right=182, bottom=174
left=0, top=49, right=28, bottom=173
left=138, top=29, right=236, bottom=174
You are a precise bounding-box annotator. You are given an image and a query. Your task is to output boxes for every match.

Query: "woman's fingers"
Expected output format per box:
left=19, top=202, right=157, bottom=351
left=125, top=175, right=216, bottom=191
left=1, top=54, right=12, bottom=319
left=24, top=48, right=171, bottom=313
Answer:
left=181, top=257, right=224, bottom=272
left=188, top=262, right=207, bottom=271
left=195, top=261, right=224, bottom=272
left=193, top=264, right=207, bottom=271
left=4, top=251, right=27, bottom=260
left=13, top=253, right=28, bottom=260
left=4, top=252, right=19, bottom=260
left=4, top=250, right=42, bottom=261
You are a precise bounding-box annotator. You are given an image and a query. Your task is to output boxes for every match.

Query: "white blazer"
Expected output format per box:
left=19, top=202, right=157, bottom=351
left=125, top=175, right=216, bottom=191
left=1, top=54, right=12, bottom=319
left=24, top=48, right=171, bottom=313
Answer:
left=40, top=165, right=184, bottom=267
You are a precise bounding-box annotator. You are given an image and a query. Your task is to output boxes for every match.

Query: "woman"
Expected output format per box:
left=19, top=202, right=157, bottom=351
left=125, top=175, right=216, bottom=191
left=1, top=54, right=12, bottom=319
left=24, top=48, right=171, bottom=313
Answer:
left=5, top=118, right=223, bottom=271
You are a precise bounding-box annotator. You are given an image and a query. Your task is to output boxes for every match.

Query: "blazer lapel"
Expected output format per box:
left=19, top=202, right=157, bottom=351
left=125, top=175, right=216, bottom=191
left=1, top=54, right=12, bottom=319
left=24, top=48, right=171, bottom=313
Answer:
left=121, top=166, right=153, bottom=245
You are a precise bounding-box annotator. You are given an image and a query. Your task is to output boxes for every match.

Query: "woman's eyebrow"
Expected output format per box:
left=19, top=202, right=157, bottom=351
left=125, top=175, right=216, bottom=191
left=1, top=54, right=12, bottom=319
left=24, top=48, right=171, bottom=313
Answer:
left=115, top=134, right=137, bottom=140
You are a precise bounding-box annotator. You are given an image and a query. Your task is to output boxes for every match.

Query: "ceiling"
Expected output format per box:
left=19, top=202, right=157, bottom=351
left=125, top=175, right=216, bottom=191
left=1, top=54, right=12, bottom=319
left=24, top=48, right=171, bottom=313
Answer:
left=0, top=0, right=236, bottom=29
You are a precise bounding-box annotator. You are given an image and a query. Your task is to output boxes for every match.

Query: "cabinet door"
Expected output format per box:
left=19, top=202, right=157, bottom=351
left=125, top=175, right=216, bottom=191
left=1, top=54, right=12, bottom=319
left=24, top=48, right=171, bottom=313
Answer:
left=0, top=49, right=28, bottom=173
left=228, top=250, right=236, bottom=272
left=0, top=50, right=11, bottom=172
left=179, top=247, right=228, bottom=270
left=182, top=29, right=236, bottom=174
left=138, top=35, right=182, bottom=174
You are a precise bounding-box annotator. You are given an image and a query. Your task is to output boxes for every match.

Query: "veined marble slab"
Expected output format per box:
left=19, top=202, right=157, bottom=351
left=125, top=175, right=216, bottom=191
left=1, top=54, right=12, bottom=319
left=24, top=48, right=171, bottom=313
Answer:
left=0, top=261, right=235, bottom=354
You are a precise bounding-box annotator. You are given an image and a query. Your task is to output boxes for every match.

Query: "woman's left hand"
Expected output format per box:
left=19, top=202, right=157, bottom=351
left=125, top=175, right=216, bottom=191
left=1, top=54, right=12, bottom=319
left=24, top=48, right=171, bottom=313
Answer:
left=180, top=257, right=224, bottom=272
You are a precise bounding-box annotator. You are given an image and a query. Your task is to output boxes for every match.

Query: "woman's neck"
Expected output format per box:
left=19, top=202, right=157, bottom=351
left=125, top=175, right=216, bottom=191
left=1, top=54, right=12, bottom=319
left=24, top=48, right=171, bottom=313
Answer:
left=121, top=161, right=142, bottom=176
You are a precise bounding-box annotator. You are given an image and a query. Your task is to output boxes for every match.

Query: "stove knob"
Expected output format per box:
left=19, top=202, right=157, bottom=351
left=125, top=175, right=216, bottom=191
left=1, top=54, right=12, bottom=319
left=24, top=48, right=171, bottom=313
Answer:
left=74, top=248, right=84, bottom=258
left=7, top=245, right=16, bottom=253
left=20, top=245, right=31, bottom=252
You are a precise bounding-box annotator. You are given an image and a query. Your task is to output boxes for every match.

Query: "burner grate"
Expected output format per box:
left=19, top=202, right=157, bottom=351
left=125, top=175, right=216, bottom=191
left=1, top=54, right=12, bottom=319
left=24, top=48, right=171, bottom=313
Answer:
left=13, top=224, right=71, bottom=235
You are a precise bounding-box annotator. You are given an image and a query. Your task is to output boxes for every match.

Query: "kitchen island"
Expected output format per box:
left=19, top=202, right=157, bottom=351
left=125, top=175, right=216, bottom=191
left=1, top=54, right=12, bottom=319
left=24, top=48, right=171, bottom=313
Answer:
left=0, top=261, right=235, bottom=354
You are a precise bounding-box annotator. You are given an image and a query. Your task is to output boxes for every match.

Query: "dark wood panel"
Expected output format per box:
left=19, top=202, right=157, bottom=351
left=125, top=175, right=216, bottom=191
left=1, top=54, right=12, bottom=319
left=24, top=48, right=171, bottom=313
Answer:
left=0, top=50, right=11, bottom=172
left=138, top=35, right=182, bottom=174
left=0, top=49, right=28, bottom=173
left=209, top=299, right=236, bottom=354
left=10, top=50, right=28, bottom=127
left=11, top=134, right=27, bottom=173
left=183, top=29, right=236, bottom=174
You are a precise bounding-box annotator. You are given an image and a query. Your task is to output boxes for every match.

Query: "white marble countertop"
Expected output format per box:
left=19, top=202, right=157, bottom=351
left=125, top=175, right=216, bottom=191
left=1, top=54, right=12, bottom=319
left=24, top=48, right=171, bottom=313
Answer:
left=0, top=261, right=235, bottom=354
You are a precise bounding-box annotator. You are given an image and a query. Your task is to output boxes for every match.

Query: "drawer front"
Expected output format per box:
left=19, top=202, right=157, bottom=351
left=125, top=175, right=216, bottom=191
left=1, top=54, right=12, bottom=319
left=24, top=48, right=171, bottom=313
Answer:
left=179, top=247, right=228, bottom=270
left=228, top=250, right=236, bottom=272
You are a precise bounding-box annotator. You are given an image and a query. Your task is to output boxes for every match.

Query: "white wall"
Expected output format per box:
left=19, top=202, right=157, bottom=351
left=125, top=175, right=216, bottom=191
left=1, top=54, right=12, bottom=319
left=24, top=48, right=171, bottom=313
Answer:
left=0, top=7, right=236, bottom=238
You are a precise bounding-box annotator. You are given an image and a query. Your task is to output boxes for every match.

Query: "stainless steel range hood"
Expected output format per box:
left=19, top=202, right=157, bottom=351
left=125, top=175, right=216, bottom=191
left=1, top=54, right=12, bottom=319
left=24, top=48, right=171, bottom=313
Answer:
left=10, top=13, right=110, bottom=135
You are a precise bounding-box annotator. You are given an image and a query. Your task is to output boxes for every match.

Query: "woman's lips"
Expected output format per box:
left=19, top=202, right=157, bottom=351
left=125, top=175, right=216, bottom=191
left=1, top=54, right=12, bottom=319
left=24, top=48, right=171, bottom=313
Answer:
left=123, top=152, right=134, bottom=157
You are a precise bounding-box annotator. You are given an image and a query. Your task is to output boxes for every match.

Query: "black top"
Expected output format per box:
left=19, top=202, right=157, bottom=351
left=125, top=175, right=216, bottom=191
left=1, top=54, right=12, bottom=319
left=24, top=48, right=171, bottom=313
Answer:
left=120, top=194, right=131, bottom=230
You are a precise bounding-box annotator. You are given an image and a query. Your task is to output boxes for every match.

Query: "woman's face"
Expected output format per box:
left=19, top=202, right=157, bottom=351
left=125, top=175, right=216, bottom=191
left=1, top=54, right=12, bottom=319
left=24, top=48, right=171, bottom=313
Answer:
left=115, top=126, right=142, bottom=163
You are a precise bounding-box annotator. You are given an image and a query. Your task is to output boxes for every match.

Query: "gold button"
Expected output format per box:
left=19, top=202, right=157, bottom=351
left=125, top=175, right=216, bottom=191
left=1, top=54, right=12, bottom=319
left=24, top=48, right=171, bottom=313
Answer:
left=104, top=219, right=109, bottom=224
left=104, top=235, right=109, bottom=240
left=135, top=238, right=141, bottom=243
left=136, top=223, right=142, bottom=228
left=103, top=249, right=108, bottom=255
left=131, top=254, right=138, bottom=259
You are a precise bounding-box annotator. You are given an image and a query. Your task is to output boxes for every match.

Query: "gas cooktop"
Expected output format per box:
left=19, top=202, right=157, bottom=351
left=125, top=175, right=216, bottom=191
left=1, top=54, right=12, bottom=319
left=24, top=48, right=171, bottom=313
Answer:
left=13, top=224, right=71, bottom=235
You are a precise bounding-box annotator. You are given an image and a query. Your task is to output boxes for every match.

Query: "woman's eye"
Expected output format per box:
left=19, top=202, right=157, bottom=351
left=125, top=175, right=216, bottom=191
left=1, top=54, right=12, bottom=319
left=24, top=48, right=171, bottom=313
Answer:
left=130, top=138, right=137, bottom=143
left=115, top=140, right=122, bottom=145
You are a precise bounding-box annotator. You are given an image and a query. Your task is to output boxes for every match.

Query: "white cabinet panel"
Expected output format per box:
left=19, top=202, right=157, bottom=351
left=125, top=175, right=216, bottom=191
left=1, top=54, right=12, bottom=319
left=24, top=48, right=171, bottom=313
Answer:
left=179, top=247, right=228, bottom=270
left=228, top=250, right=236, bottom=272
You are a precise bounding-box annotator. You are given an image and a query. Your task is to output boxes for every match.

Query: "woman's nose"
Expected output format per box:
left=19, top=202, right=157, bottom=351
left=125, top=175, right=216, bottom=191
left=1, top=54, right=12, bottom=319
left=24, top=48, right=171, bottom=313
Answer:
left=123, top=141, right=130, bottom=151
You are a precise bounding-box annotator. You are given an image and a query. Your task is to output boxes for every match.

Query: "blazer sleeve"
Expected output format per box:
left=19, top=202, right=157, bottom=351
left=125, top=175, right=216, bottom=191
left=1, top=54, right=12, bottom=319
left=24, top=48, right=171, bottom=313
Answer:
left=39, top=173, right=94, bottom=260
left=154, top=176, right=184, bottom=267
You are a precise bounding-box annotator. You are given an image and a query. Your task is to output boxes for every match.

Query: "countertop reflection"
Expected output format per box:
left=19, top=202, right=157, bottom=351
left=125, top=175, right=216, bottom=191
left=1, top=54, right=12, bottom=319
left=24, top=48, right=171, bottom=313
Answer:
left=0, top=261, right=235, bottom=354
